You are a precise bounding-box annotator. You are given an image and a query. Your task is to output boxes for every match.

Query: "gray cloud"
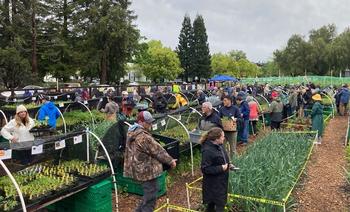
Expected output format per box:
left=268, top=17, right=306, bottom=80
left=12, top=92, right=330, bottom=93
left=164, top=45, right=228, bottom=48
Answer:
left=131, top=0, right=350, bottom=62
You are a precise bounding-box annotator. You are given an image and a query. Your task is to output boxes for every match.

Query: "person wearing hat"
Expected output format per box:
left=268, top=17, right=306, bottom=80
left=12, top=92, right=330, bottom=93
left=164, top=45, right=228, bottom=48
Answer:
left=1, top=105, right=35, bottom=143
left=311, top=94, right=323, bottom=144
left=124, top=111, right=177, bottom=212
left=37, top=95, right=60, bottom=128
left=121, top=91, right=134, bottom=117
left=100, top=95, right=119, bottom=121
left=268, top=92, right=283, bottom=130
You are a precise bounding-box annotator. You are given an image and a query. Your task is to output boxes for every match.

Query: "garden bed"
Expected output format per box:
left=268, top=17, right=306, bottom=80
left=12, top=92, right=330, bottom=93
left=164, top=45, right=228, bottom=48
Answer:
left=228, top=132, right=317, bottom=211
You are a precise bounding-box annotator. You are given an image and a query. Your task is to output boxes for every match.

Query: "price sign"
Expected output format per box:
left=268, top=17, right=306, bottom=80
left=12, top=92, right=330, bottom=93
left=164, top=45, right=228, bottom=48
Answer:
left=13, top=98, right=17, bottom=102
left=55, top=140, right=66, bottom=150
left=99, top=98, right=103, bottom=102
left=67, top=95, right=70, bottom=99
left=0, top=149, right=12, bottom=160
left=32, top=97, right=37, bottom=101
left=84, top=100, right=88, bottom=105
left=54, top=96, right=58, bottom=100
left=73, top=135, right=83, bottom=144
left=59, top=103, right=64, bottom=108
left=160, top=119, right=166, bottom=126
left=31, top=145, right=43, bottom=155
left=152, top=124, right=158, bottom=130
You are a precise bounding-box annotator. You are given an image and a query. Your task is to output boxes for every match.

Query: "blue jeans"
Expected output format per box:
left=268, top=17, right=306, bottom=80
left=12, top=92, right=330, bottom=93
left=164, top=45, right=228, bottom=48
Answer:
left=241, top=119, right=249, bottom=143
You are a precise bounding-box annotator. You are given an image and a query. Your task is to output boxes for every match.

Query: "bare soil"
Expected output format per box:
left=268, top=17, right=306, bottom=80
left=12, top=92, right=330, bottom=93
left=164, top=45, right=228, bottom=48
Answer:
left=294, top=115, right=350, bottom=212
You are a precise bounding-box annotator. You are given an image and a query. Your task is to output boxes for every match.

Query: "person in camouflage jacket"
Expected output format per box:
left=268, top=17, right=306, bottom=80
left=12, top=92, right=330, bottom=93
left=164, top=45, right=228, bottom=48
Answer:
left=124, top=111, right=176, bottom=212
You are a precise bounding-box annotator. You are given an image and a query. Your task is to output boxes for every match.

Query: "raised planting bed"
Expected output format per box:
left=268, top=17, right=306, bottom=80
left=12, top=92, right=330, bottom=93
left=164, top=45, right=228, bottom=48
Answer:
left=0, top=160, right=110, bottom=211
left=229, top=131, right=317, bottom=211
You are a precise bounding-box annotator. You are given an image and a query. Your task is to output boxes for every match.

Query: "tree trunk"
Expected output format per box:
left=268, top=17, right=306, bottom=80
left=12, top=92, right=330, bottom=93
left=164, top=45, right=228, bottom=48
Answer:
left=62, top=0, right=68, bottom=38
left=100, top=48, right=107, bottom=84
left=31, top=0, right=38, bottom=74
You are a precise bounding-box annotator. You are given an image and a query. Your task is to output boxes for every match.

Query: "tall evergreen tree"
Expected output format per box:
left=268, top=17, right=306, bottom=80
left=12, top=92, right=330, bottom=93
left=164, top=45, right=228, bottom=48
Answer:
left=176, top=14, right=193, bottom=82
left=192, top=15, right=211, bottom=79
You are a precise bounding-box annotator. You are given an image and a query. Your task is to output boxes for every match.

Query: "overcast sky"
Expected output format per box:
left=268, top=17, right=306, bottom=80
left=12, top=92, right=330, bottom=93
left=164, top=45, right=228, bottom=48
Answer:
left=130, top=0, right=350, bottom=62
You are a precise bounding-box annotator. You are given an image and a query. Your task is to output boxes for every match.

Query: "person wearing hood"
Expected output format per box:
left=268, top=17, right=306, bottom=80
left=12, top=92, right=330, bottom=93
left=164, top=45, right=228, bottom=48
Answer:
left=200, top=127, right=231, bottom=212
left=37, top=95, right=60, bottom=128
left=311, top=94, right=323, bottom=144
left=124, top=111, right=176, bottom=212
left=268, top=92, right=283, bottom=130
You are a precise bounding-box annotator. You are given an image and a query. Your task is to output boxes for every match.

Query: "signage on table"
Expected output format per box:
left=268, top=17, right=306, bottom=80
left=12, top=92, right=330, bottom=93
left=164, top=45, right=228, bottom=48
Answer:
left=55, top=140, right=66, bottom=150
left=0, top=149, right=12, bottom=160
left=31, top=145, right=43, bottom=155
left=160, top=120, right=166, bottom=126
left=73, top=135, right=83, bottom=145
left=54, top=96, right=58, bottom=100
left=152, top=124, right=158, bottom=131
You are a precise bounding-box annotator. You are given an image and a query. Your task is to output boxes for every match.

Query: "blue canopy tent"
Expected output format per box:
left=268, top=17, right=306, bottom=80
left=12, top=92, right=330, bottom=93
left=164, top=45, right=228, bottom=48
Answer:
left=209, top=75, right=238, bottom=82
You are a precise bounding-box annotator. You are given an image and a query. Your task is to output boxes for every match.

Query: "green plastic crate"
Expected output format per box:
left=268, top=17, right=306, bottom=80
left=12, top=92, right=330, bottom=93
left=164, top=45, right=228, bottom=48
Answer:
left=116, top=171, right=167, bottom=197
left=46, top=179, right=112, bottom=212
left=74, top=179, right=112, bottom=204
left=75, top=200, right=112, bottom=212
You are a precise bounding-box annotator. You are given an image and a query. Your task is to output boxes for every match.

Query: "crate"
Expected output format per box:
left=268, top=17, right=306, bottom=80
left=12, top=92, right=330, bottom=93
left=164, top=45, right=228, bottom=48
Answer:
left=189, top=130, right=205, bottom=144
left=116, top=171, right=167, bottom=197
left=74, top=179, right=112, bottom=204
left=152, top=133, right=180, bottom=162
left=221, top=118, right=237, bottom=131
left=47, top=179, right=112, bottom=212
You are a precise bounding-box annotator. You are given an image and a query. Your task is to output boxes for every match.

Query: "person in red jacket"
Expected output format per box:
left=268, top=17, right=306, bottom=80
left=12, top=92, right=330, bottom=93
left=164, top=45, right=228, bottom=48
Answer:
left=247, top=96, right=260, bottom=136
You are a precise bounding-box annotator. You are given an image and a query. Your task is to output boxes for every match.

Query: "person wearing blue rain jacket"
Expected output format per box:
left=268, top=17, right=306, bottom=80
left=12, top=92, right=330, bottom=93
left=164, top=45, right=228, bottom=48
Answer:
left=38, top=95, right=60, bottom=128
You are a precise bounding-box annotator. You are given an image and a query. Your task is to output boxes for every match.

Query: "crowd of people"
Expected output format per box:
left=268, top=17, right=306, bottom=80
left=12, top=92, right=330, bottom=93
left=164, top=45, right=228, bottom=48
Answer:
left=2, top=81, right=349, bottom=212
left=121, top=81, right=350, bottom=212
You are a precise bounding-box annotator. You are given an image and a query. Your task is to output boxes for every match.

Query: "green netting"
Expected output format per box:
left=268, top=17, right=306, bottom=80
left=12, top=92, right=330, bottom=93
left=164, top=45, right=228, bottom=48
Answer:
left=241, top=76, right=350, bottom=87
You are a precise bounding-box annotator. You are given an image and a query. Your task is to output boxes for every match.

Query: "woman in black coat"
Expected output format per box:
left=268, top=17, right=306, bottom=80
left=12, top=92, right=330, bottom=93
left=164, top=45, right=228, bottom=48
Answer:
left=200, top=127, right=230, bottom=212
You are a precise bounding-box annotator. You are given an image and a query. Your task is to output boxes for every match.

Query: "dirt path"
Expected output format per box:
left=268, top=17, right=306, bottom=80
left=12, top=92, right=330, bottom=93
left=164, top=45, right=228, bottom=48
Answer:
left=294, top=115, right=349, bottom=212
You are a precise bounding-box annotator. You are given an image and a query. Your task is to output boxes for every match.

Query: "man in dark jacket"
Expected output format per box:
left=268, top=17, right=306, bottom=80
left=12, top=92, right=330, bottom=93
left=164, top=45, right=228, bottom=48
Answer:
left=199, top=102, right=222, bottom=131
left=38, top=95, right=60, bottom=128
left=124, top=111, right=176, bottom=212
left=218, top=96, right=241, bottom=158
left=236, top=96, right=250, bottom=145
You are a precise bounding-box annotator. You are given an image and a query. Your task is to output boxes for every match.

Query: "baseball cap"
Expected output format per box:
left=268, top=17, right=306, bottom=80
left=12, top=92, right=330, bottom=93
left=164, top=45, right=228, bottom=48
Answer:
left=137, top=111, right=155, bottom=124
